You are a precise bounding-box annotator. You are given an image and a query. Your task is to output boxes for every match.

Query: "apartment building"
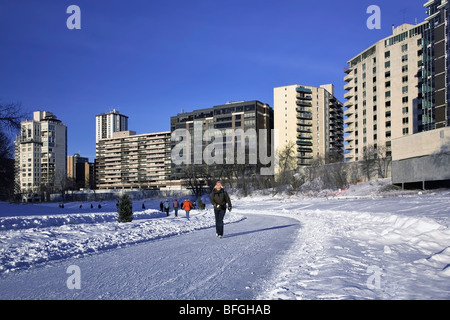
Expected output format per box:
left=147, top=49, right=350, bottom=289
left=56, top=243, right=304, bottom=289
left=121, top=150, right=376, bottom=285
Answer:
left=14, top=111, right=67, bottom=200
left=95, top=130, right=171, bottom=190
left=344, top=23, right=427, bottom=161
left=67, top=153, right=96, bottom=190
left=95, top=109, right=129, bottom=142
left=422, top=0, right=450, bottom=130
left=170, top=100, right=274, bottom=178
left=274, top=84, right=344, bottom=167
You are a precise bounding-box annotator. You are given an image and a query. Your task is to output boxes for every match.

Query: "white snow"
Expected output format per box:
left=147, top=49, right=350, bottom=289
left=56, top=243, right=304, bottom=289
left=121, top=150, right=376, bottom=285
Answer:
left=0, top=200, right=245, bottom=274
left=1, top=181, right=450, bottom=300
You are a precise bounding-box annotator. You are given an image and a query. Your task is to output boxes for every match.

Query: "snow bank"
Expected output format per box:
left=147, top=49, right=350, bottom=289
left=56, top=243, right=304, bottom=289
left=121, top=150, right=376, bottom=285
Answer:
left=0, top=207, right=244, bottom=274
left=0, top=210, right=166, bottom=231
left=235, top=191, right=450, bottom=300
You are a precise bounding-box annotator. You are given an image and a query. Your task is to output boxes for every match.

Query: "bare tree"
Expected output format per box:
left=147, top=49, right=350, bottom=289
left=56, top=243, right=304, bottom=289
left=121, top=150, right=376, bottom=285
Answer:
left=376, top=145, right=392, bottom=178
left=0, top=102, right=27, bottom=132
left=362, top=144, right=378, bottom=181
left=0, top=102, right=26, bottom=201
left=276, top=141, right=297, bottom=186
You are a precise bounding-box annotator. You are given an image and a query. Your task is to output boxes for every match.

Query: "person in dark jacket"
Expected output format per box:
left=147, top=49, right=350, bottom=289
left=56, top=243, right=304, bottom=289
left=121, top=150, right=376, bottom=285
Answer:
left=210, top=181, right=232, bottom=238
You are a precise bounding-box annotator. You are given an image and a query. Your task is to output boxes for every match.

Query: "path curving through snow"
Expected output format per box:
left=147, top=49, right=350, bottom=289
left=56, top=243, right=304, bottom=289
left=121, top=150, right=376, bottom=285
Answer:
left=0, top=213, right=300, bottom=300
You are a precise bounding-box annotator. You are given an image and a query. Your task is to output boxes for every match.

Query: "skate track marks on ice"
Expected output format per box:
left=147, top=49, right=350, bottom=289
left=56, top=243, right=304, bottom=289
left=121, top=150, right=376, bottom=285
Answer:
left=0, top=214, right=300, bottom=300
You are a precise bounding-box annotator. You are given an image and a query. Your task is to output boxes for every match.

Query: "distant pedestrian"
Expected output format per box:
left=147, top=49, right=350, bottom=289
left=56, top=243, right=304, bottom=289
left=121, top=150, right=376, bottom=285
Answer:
left=210, top=181, right=232, bottom=239
left=98, top=204, right=102, bottom=209
left=91, top=204, right=93, bottom=209
left=142, top=202, right=146, bottom=210
left=160, top=201, right=164, bottom=212
left=173, top=199, right=179, bottom=217
left=163, top=199, right=170, bottom=216
left=181, top=198, right=193, bottom=219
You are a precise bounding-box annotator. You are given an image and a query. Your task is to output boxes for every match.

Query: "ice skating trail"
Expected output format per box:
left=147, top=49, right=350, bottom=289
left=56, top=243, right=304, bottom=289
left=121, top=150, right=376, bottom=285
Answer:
left=0, top=213, right=300, bottom=300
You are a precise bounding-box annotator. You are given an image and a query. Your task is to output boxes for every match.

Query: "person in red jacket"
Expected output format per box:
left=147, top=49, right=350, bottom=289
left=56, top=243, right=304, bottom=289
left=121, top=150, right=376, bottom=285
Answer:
left=181, top=198, right=193, bottom=219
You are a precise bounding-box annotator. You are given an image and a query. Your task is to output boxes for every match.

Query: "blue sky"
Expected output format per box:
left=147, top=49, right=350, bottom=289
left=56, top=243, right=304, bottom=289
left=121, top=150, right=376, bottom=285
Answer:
left=0, top=0, right=426, bottom=160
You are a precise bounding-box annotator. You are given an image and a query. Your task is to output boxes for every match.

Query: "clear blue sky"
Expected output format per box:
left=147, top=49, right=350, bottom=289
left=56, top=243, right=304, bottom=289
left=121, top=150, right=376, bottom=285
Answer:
left=0, top=0, right=426, bottom=160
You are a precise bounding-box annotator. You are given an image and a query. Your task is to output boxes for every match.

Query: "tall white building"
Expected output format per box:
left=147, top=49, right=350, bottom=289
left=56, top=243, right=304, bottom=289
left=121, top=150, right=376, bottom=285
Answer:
left=344, top=23, right=426, bottom=161
left=95, top=109, right=128, bottom=142
left=14, top=111, right=67, bottom=201
left=274, top=84, right=344, bottom=168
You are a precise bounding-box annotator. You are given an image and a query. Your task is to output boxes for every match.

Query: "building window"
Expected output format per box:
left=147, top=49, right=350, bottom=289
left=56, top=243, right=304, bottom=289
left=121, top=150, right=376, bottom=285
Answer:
left=402, top=86, right=408, bottom=94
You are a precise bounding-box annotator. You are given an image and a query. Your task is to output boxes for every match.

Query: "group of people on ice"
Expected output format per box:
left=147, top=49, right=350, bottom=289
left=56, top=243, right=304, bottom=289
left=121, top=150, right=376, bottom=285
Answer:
left=159, top=198, right=195, bottom=218
left=156, top=181, right=232, bottom=238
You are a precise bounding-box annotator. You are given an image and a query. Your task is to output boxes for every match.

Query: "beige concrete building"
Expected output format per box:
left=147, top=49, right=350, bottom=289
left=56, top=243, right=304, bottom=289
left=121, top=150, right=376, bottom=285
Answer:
left=274, top=84, right=344, bottom=168
left=391, top=126, right=450, bottom=188
left=14, top=111, right=67, bottom=201
left=392, top=125, right=450, bottom=161
left=344, top=23, right=427, bottom=161
left=95, top=130, right=171, bottom=190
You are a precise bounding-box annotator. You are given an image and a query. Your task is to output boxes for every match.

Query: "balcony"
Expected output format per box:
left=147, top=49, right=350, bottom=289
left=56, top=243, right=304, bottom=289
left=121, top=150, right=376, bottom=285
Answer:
left=344, top=100, right=354, bottom=108
left=345, top=106, right=354, bottom=116
left=297, top=133, right=312, bottom=140
left=296, top=94, right=312, bottom=100
left=297, top=159, right=313, bottom=166
left=344, top=65, right=352, bottom=74
left=296, top=112, right=313, bottom=120
left=296, top=100, right=312, bottom=107
left=344, top=91, right=353, bottom=100
left=297, top=127, right=312, bottom=133
left=297, top=120, right=312, bottom=126
left=345, top=126, right=354, bottom=133
left=297, top=147, right=313, bottom=153
left=296, top=87, right=312, bottom=94
left=344, top=73, right=353, bottom=83
left=297, top=140, right=313, bottom=146
left=345, top=114, right=355, bottom=125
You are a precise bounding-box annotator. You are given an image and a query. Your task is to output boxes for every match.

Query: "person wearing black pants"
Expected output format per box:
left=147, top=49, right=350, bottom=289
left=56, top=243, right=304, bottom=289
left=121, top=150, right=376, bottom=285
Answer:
left=210, top=181, right=232, bottom=239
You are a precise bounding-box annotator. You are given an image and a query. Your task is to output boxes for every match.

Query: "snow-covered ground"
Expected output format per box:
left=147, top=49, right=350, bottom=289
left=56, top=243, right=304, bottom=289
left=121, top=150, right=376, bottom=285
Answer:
left=250, top=180, right=450, bottom=300
left=0, top=199, right=245, bottom=274
left=0, top=181, right=449, bottom=300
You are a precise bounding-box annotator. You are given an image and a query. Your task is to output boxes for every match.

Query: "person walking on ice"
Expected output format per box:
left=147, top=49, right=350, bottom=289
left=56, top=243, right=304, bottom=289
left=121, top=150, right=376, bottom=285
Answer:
left=210, top=181, right=232, bottom=239
left=163, top=199, right=170, bottom=216
left=181, top=198, right=193, bottom=219
left=173, top=199, right=179, bottom=217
